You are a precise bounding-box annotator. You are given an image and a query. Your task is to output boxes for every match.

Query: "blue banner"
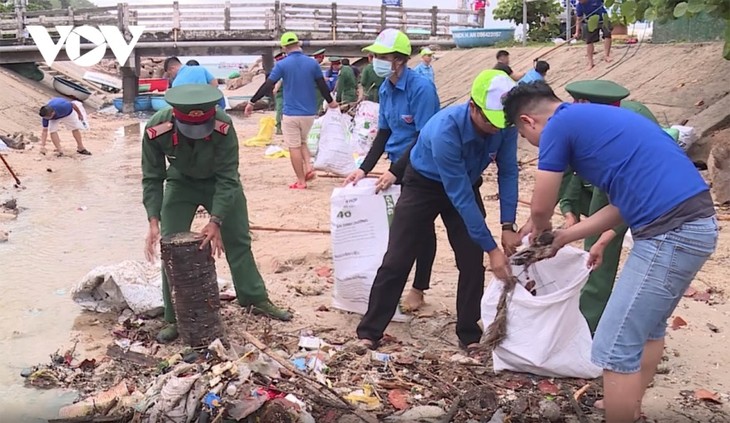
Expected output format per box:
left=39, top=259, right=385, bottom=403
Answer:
left=383, top=0, right=402, bottom=6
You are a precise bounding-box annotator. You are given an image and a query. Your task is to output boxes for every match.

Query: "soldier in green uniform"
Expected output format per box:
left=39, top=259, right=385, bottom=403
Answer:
left=359, top=53, right=384, bottom=103
left=560, top=80, right=665, bottom=335
left=273, top=52, right=287, bottom=135
left=142, top=85, right=292, bottom=343
left=311, top=49, right=326, bottom=113
left=336, top=58, right=358, bottom=104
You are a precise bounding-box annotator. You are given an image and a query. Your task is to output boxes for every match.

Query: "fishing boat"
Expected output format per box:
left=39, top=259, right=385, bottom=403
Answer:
left=139, top=78, right=169, bottom=92
left=112, top=95, right=153, bottom=112
left=53, top=76, right=92, bottom=101
left=451, top=28, right=515, bottom=48
left=83, top=71, right=122, bottom=93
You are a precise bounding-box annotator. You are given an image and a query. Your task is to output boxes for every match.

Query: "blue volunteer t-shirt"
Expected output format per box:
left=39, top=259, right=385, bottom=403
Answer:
left=171, top=65, right=225, bottom=108
left=538, top=103, right=709, bottom=229
left=410, top=103, right=519, bottom=252
left=379, top=68, right=440, bottom=162
left=518, top=69, right=544, bottom=85
left=575, top=0, right=606, bottom=18
left=413, top=63, right=435, bottom=83
left=41, top=97, right=74, bottom=128
left=269, top=51, right=326, bottom=116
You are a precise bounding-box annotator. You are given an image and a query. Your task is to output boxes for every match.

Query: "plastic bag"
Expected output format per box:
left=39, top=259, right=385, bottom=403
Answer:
left=481, top=245, right=601, bottom=379
left=243, top=116, right=276, bottom=147
left=330, top=179, right=408, bottom=322
left=314, top=108, right=357, bottom=176
left=670, top=125, right=697, bottom=151
left=352, top=101, right=379, bottom=155
left=307, top=116, right=324, bottom=157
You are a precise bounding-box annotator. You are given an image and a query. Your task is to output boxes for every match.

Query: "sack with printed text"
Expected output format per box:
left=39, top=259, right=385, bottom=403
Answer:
left=352, top=101, right=379, bottom=155
left=330, top=179, right=408, bottom=322
left=314, top=108, right=356, bottom=176
left=307, top=115, right=324, bottom=157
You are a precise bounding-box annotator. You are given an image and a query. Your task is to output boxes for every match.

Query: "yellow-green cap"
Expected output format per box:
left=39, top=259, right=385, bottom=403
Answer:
left=470, top=69, right=517, bottom=129
left=362, top=28, right=411, bottom=56
left=280, top=31, right=299, bottom=47
left=420, top=47, right=434, bottom=56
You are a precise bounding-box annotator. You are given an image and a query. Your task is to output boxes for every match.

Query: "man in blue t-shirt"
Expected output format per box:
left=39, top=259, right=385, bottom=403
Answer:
left=246, top=32, right=338, bottom=189
left=503, top=81, right=717, bottom=423
left=354, top=70, right=521, bottom=354
left=164, top=56, right=225, bottom=109
left=574, top=0, right=612, bottom=69
left=38, top=97, right=91, bottom=156
left=518, top=60, right=550, bottom=85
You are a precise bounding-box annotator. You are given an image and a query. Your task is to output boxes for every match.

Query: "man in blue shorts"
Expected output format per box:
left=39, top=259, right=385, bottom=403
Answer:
left=574, top=0, right=612, bottom=69
left=503, top=81, right=718, bottom=423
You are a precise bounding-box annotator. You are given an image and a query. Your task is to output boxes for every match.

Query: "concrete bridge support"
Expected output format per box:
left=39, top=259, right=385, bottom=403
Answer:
left=121, top=51, right=141, bottom=113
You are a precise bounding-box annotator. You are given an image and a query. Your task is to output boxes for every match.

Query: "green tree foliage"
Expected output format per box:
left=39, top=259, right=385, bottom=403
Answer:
left=493, top=0, right=565, bottom=42
left=606, top=0, right=729, bottom=59
left=0, top=0, right=94, bottom=13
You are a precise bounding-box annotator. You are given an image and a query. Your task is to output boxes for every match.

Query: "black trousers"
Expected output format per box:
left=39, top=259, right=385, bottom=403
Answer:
left=357, top=166, right=486, bottom=346
left=411, top=211, right=436, bottom=291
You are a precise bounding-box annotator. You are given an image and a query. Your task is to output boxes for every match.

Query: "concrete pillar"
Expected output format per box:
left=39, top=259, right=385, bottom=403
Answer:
left=262, top=49, right=274, bottom=75
left=121, top=51, right=140, bottom=113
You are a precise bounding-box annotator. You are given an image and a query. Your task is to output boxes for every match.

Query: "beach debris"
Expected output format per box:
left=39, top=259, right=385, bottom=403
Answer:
left=671, top=316, right=688, bottom=330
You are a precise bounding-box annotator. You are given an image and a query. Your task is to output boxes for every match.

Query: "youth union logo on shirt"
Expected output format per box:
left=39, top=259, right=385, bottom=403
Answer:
left=27, top=25, right=145, bottom=67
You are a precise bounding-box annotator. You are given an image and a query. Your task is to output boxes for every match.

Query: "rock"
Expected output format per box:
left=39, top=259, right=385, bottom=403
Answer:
left=708, top=136, right=730, bottom=205
left=0, top=231, right=8, bottom=243
left=538, top=399, right=561, bottom=422
left=20, top=368, right=33, bottom=378
left=384, top=405, right=445, bottom=422
left=0, top=134, right=25, bottom=150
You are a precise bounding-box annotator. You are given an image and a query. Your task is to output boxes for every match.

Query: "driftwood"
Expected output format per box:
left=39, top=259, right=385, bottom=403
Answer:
left=106, top=345, right=159, bottom=368
left=240, top=330, right=379, bottom=423
left=250, top=225, right=330, bottom=235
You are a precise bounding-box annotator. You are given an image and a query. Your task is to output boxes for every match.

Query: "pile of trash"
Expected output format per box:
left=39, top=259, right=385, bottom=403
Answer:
left=23, top=304, right=620, bottom=423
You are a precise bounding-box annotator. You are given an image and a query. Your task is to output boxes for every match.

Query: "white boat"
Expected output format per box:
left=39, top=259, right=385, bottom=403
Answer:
left=52, top=77, right=92, bottom=101
left=226, top=95, right=252, bottom=110
left=83, top=71, right=122, bottom=93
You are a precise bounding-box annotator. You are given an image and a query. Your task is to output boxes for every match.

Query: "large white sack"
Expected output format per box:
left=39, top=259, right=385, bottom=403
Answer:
left=670, top=125, right=696, bottom=151
left=72, top=260, right=231, bottom=315
left=314, top=108, right=357, bottom=176
left=481, top=245, right=602, bottom=379
left=352, top=101, right=379, bottom=155
left=330, top=179, right=408, bottom=322
left=307, top=115, right=324, bottom=157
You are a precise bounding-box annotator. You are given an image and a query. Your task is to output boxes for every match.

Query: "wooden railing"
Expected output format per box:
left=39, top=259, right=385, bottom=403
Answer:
left=0, top=1, right=482, bottom=42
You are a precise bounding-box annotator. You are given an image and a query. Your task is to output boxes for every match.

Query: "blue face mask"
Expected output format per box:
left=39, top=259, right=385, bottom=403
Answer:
left=372, top=58, right=394, bottom=78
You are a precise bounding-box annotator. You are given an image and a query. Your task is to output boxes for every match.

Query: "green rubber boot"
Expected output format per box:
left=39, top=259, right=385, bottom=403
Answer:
left=248, top=300, right=292, bottom=321
left=156, top=324, right=179, bottom=344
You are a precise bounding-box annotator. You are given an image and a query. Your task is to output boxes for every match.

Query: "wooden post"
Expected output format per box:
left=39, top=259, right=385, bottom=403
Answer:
left=430, top=6, right=438, bottom=36
left=380, top=4, right=387, bottom=31
left=67, top=6, right=74, bottom=25
left=172, top=1, right=181, bottom=31
left=278, top=1, right=286, bottom=33
left=330, top=2, right=337, bottom=41
left=313, top=8, right=320, bottom=32
left=399, top=8, right=406, bottom=32
left=357, top=10, right=363, bottom=34
left=224, top=0, right=231, bottom=31
left=14, top=0, right=24, bottom=42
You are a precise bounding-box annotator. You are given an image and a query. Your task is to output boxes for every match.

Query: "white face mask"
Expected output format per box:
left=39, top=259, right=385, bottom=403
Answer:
left=373, top=58, right=394, bottom=78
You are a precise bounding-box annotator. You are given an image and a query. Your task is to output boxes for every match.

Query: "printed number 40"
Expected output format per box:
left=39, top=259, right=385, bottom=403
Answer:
left=337, top=210, right=352, bottom=219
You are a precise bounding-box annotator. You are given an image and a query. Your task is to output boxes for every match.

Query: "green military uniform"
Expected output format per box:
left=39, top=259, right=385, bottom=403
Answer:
left=312, top=49, right=326, bottom=114
left=360, top=63, right=384, bottom=102
left=275, top=83, right=284, bottom=134
left=141, top=85, right=291, bottom=343
left=336, top=64, right=358, bottom=103
left=561, top=80, right=634, bottom=335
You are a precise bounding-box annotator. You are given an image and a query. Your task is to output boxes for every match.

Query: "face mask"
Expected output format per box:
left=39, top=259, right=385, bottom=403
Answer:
left=373, top=58, right=394, bottom=78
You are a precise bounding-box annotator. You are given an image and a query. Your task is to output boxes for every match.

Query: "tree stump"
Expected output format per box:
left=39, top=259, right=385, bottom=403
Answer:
left=709, top=136, right=730, bottom=205
left=161, top=232, right=226, bottom=347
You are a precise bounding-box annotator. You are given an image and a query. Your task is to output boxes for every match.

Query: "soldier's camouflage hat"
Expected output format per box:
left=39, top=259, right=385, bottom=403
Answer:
left=165, top=85, right=223, bottom=139
left=565, top=80, right=630, bottom=105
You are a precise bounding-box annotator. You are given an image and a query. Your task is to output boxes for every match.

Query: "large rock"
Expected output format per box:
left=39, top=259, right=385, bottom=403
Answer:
left=709, top=131, right=730, bottom=205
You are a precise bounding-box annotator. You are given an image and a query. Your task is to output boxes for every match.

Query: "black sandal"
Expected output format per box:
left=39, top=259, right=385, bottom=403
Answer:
left=77, top=149, right=92, bottom=155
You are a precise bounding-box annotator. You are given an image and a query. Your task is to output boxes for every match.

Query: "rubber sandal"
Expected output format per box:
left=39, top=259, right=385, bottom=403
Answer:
left=77, top=149, right=92, bottom=155
left=305, top=170, right=316, bottom=181
left=459, top=341, right=485, bottom=358
left=289, top=182, right=307, bottom=190
left=348, top=338, right=379, bottom=355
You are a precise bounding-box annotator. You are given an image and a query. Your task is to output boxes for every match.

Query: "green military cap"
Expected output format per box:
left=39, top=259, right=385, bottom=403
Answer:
left=164, top=84, right=223, bottom=139
left=565, top=80, right=630, bottom=104
left=620, top=100, right=658, bottom=124
left=329, top=56, right=342, bottom=63
left=311, top=48, right=326, bottom=56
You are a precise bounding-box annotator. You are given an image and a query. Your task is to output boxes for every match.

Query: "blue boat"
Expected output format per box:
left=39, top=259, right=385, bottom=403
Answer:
left=150, top=95, right=170, bottom=111
left=451, top=28, right=515, bottom=48
left=112, top=95, right=153, bottom=112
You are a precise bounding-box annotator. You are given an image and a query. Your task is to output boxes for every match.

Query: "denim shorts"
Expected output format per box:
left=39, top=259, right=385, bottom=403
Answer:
left=592, top=216, right=718, bottom=374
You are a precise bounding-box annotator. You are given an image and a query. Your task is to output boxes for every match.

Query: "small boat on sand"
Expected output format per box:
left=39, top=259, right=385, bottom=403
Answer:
left=53, top=77, right=92, bottom=101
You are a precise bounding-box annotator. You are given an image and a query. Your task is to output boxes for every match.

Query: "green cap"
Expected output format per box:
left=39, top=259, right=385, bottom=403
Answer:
left=470, top=69, right=517, bottom=129
left=620, top=100, right=658, bottom=124
left=280, top=31, right=299, bottom=47
left=420, top=47, right=434, bottom=56
left=311, top=48, right=326, bottom=56
left=363, top=28, right=411, bottom=56
left=329, top=56, right=342, bottom=63
left=164, top=85, right=222, bottom=139
left=565, top=80, right=630, bottom=104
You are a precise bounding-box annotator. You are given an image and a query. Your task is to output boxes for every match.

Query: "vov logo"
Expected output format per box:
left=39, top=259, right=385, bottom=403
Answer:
left=27, top=25, right=145, bottom=67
